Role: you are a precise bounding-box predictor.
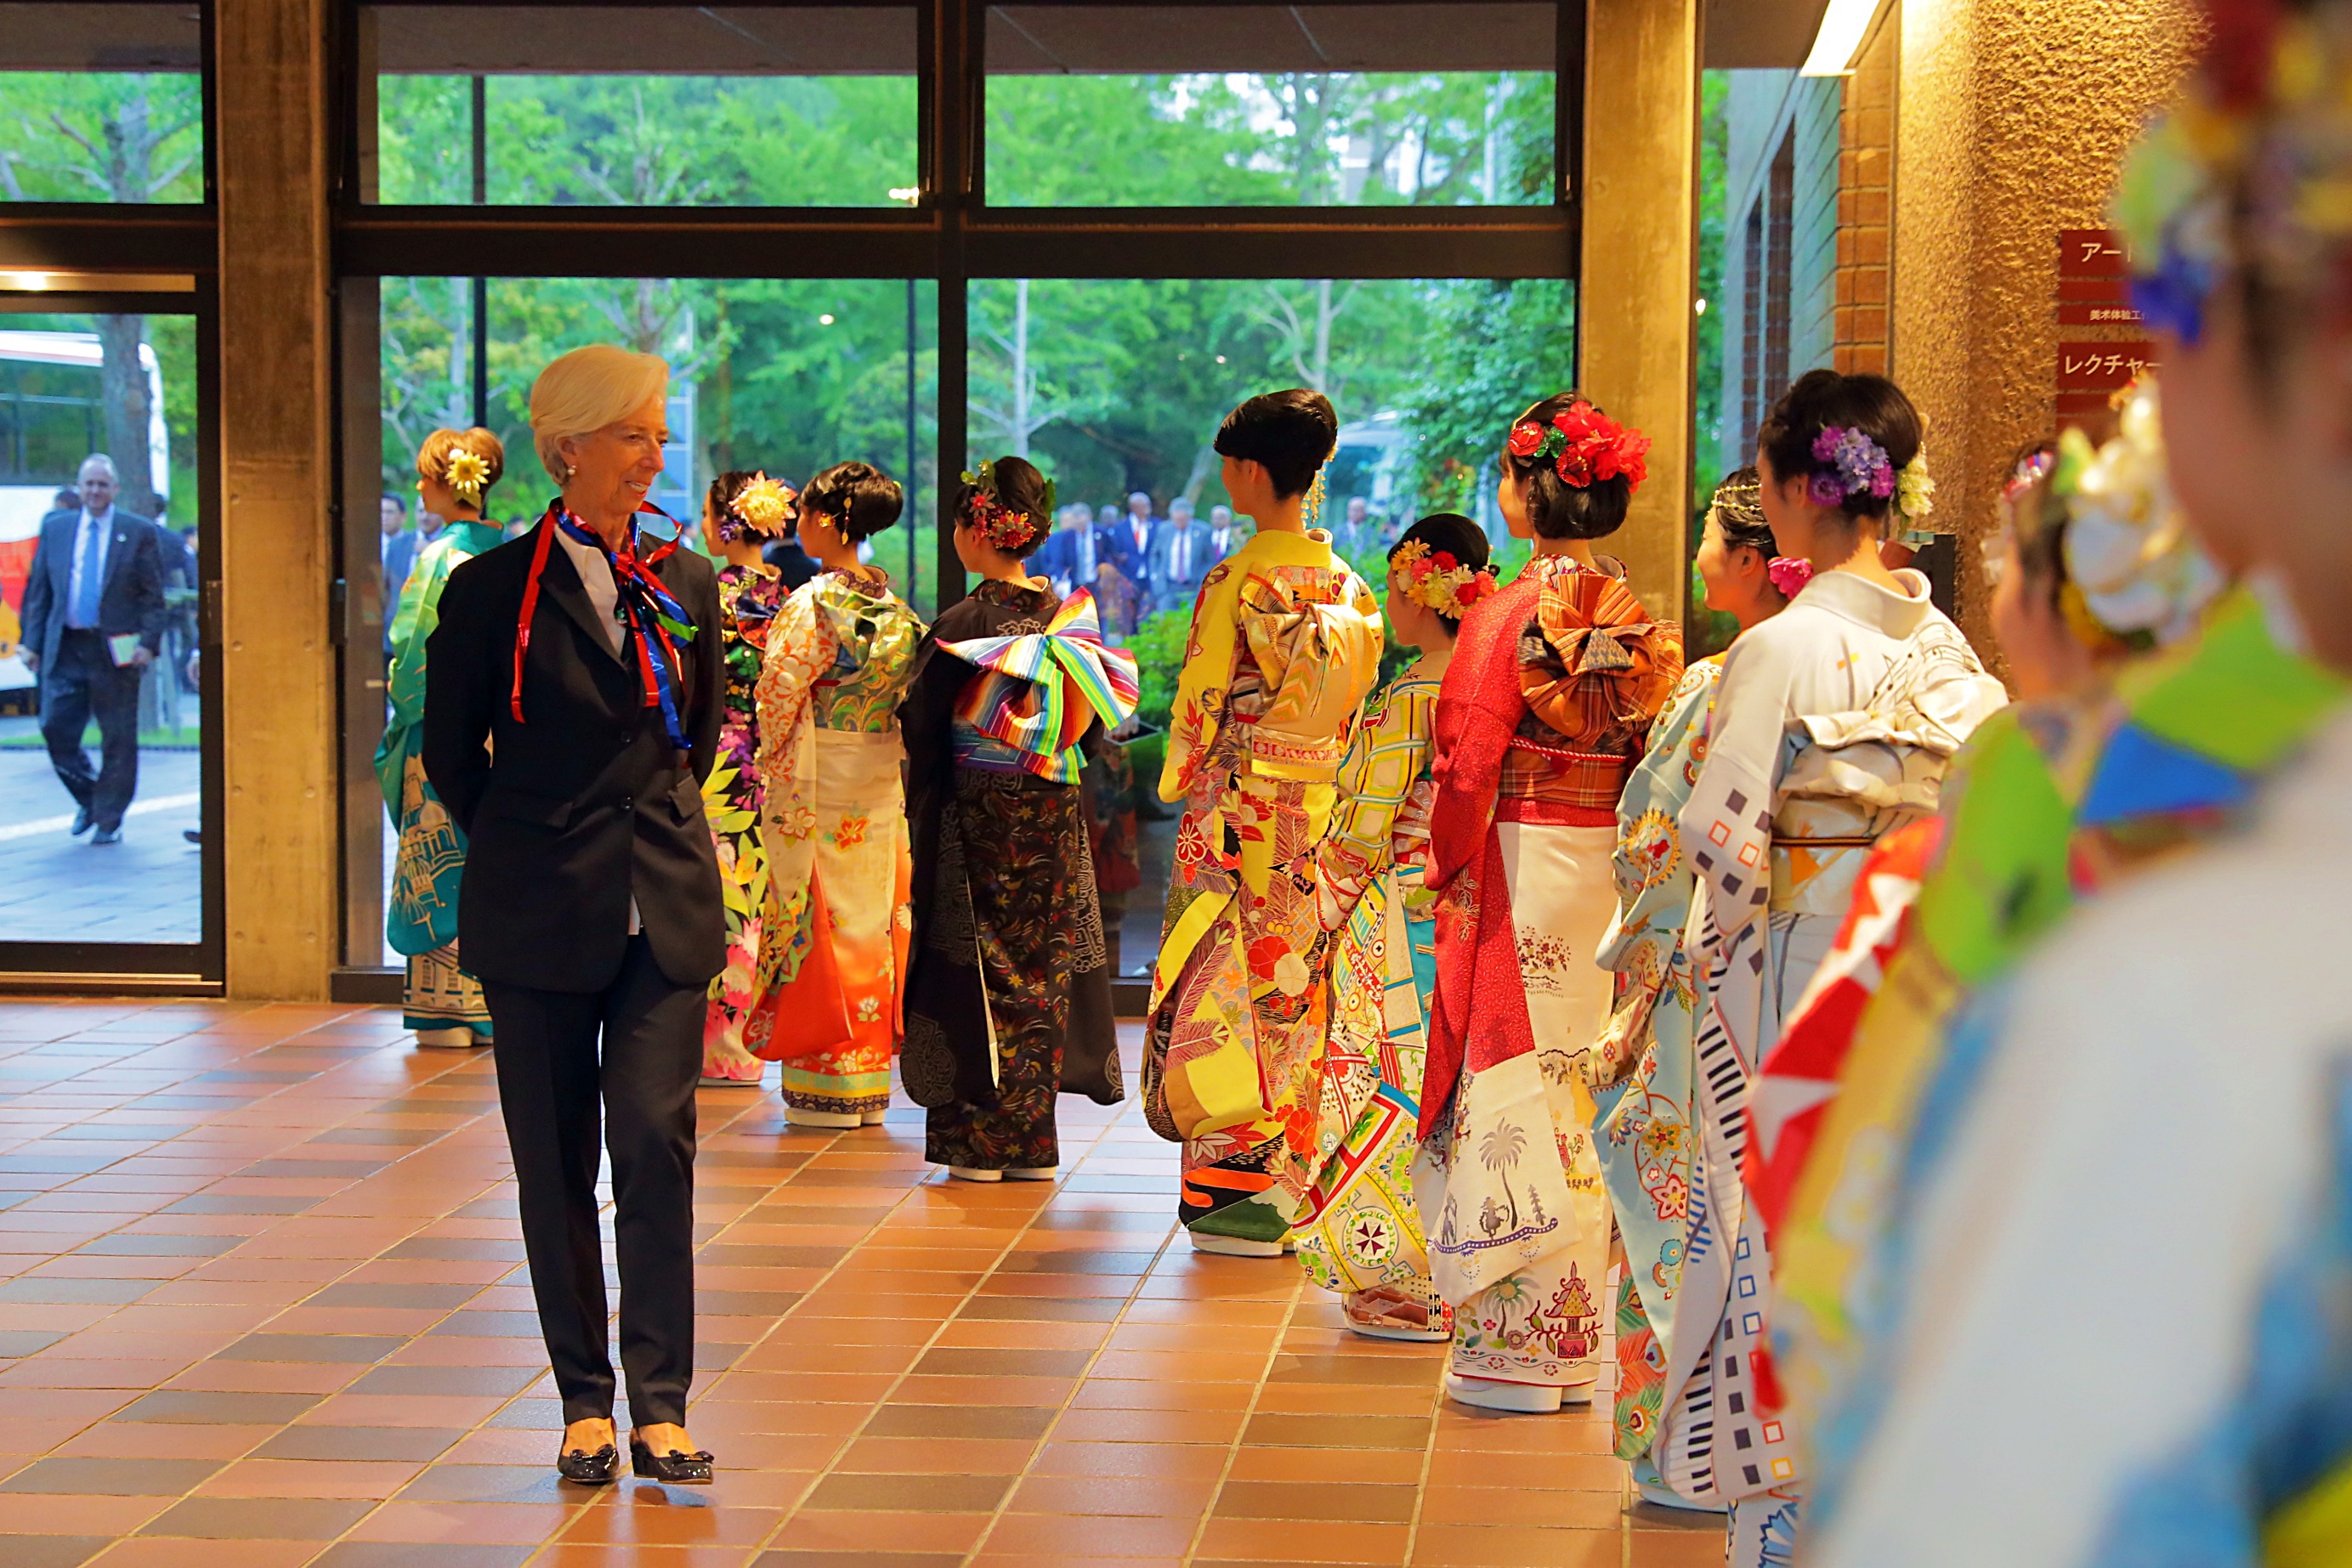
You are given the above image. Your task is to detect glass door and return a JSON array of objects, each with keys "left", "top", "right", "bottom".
[{"left": 0, "top": 281, "right": 221, "bottom": 985}]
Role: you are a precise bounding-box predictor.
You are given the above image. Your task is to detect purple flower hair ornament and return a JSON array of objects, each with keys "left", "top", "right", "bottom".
[{"left": 1808, "top": 426, "right": 1897, "bottom": 508}]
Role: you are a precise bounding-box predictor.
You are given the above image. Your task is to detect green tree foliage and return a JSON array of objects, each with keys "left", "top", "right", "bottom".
[{"left": 0, "top": 72, "right": 201, "bottom": 202}]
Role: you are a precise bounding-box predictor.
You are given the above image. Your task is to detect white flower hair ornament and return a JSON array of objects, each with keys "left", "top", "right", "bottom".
[{"left": 2060, "top": 374, "right": 2222, "bottom": 651}]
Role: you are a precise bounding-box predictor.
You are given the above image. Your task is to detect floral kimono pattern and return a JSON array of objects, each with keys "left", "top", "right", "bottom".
[
  {"left": 375, "top": 520, "right": 506, "bottom": 1043},
  {"left": 1588, "top": 656, "right": 1724, "bottom": 1467},
  {"left": 1296, "top": 653, "right": 1448, "bottom": 1318},
  {"left": 1666, "top": 568, "right": 2006, "bottom": 1558},
  {"left": 900, "top": 582, "right": 1136, "bottom": 1173},
  {"left": 700, "top": 563, "right": 785, "bottom": 1082},
  {"left": 1144, "top": 527, "right": 1385, "bottom": 1243},
  {"left": 1776, "top": 588, "right": 2345, "bottom": 1539},
  {"left": 745, "top": 567, "right": 924, "bottom": 1115},
  {"left": 1414, "top": 554, "right": 1683, "bottom": 1392}
]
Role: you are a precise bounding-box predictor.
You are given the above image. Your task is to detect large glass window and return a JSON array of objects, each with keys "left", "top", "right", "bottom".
[
  {"left": 361, "top": 5, "right": 919, "bottom": 206},
  {"left": 0, "top": 304, "right": 206, "bottom": 947},
  {"left": 985, "top": 4, "right": 1556, "bottom": 207},
  {"left": 0, "top": 3, "right": 207, "bottom": 204},
  {"left": 969, "top": 275, "right": 1575, "bottom": 976}
]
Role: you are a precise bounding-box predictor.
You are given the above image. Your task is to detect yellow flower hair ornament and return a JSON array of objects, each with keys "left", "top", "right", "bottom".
[
  {"left": 1391, "top": 537, "right": 1498, "bottom": 619},
  {"left": 444, "top": 448, "right": 493, "bottom": 503}
]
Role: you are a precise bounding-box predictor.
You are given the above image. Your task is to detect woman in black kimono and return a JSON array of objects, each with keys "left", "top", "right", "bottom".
[{"left": 898, "top": 456, "right": 1135, "bottom": 1180}]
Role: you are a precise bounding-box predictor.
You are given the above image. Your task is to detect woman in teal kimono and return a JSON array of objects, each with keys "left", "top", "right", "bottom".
[
  {"left": 376, "top": 427, "right": 507, "bottom": 1046},
  {"left": 1589, "top": 469, "right": 1791, "bottom": 1507}
]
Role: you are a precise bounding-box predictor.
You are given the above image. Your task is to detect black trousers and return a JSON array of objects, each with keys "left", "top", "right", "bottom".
[
  {"left": 484, "top": 935, "right": 702, "bottom": 1428},
  {"left": 40, "top": 629, "right": 140, "bottom": 830}
]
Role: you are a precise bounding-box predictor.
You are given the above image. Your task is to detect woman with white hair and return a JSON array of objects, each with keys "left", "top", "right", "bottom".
[{"left": 422, "top": 342, "right": 725, "bottom": 1486}]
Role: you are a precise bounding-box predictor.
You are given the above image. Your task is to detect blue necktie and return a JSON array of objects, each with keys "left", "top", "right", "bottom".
[{"left": 71, "top": 518, "right": 103, "bottom": 627}]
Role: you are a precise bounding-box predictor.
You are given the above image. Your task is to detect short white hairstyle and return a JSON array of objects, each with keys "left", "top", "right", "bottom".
[
  {"left": 79, "top": 453, "right": 118, "bottom": 481},
  {"left": 528, "top": 345, "right": 669, "bottom": 478}
]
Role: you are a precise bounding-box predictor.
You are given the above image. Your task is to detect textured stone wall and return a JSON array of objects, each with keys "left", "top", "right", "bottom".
[{"left": 1892, "top": 0, "right": 2200, "bottom": 650}]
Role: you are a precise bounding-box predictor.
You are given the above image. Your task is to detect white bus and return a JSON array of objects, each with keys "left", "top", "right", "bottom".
[{"left": 0, "top": 329, "right": 170, "bottom": 692}]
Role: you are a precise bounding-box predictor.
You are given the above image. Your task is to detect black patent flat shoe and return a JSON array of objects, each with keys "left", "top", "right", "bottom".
[
  {"left": 630, "top": 1437, "right": 715, "bottom": 1483},
  {"left": 556, "top": 1441, "right": 620, "bottom": 1485}
]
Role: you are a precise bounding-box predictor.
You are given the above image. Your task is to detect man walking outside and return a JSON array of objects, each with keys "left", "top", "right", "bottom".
[{"left": 19, "top": 455, "right": 167, "bottom": 844}]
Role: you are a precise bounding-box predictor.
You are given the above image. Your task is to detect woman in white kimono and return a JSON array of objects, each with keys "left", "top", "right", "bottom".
[{"left": 1671, "top": 371, "right": 2006, "bottom": 1565}]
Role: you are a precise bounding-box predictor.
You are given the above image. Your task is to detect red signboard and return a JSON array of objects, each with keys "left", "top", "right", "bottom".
[
  {"left": 2056, "top": 341, "right": 2154, "bottom": 392},
  {"left": 2058, "top": 229, "right": 2128, "bottom": 278}
]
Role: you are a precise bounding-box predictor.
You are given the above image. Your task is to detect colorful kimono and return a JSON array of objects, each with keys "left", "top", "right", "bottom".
[
  {"left": 700, "top": 563, "right": 785, "bottom": 1083},
  {"left": 1143, "top": 527, "right": 1384, "bottom": 1245},
  {"left": 1415, "top": 555, "right": 1683, "bottom": 1394},
  {"left": 375, "top": 519, "right": 505, "bottom": 1044},
  {"left": 1771, "top": 589, "right": 2345, "bottom": 1538},
  {"left": 1295, "top": 650, "right": 1449, "bottom": 1324},
  {"left": 745, "top": 566, "right": 925, "bottom": 1117},
  {"left": 1811, "top": 705, "right": 2352, "bottom": 1568},
  {"left": 900, "top": 583, "right": 1137, "bottom": 1171},
  {"left": 1669, "top": 568, "right": 2006, "bottom": 1560},
  {"left": 1587, "top": 655, "right": 1726, "bottom": 1475}
]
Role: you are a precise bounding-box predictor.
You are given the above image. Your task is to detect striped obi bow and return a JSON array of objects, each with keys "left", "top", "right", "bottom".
[{"left": 943, "top": 587, "right": 1142, "bottom": 783}]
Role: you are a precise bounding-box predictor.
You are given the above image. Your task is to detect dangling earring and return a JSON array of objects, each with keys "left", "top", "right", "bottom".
[{"left": 1305, "top": 470, "right": 1327, "bottom": 532}]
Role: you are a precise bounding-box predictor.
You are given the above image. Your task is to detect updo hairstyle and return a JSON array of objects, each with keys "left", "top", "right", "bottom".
[
  {"left": 1388, "top": 512, "right": 1493, "bottom": 632},
  {"left": 1706, "top": 467, "right": 1776, "bottom": 558},
  {"left": 1755, "top": 369, "right": 1923, "bottom": 529},
  {"left": 802, "top": 461, "right": 904, "bottom": 543},
  {"left": 2002, "top": 439, "right": 2069, "bottom": 614},
  {"left": 953, "top": 454, "right": 1053, "bottom": 559},
  {"left": 1505, "top": 392, "right": 1629, "bottom": 541},
  {"left": 417, "top": 427, "right": 505, "bottom": 507},
  {"left": 1212, "top": 388, "right": 1339, "bottom": 500}
]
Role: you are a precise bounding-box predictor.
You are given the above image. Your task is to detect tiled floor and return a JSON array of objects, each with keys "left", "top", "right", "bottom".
[{"left": 0, "top": 1000, "right": 1723, "bottom": 1567}]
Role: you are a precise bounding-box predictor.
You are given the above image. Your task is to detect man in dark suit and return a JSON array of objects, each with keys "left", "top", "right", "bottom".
[
  {"left": 19, "top": 454, "right": 167, "bottom": 844},
  {"left": 1152, "top": 495, "right": 1211, "bottom": 610},
  {"left": 422, "top": 348, "right": 723, "bottom": 1483}
]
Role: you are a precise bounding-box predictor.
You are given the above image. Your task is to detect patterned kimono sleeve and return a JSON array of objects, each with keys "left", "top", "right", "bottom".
[
  {"left": 375, "top": 541, "right": 454, "bottom": 814},
  {"left": 1678, "top": 624, "right": 1799, "bottom": 937},
  {"left": 864, "top": 595, "right": 929, "bottom": 712},
  {"left": 754, "top": 586, "right": 839, "bottom": 982},
  {"left": 1158, "top": 560, "right": 1245, "bottom": 803},
  {"left": 1591, "top": 662, "right": 1720, "bottom": 1085},
  {"left": 1312, "top": 672, "right": 1434, "bottom": 931}
]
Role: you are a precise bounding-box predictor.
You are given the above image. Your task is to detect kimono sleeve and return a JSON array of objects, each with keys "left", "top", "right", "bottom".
[
  {"left": 1157, "top": 559, "right": 1244, "bottom": 802},
  {"left": 1312, "top": 673, "right": 1433, "bottom": 930},
  {"left": 1678, "top": 623, "right": 1798, "bottom": 934},
  {"left": 754, "top": 585, "right": 838, "bottom": 925}
]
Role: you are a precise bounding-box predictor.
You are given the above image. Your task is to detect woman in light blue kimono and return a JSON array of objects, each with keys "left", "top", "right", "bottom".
[
  {"left": 1590, "top": 470, "right": 1791, "bottom": 1507},
  {"left": 376, "top": 427, "right": 507, "bottom": 1046}
]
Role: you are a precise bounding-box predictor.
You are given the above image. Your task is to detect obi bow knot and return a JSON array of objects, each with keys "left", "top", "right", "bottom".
[{"left": 942, "top": 588, "right": 1142, "bottom": 782}]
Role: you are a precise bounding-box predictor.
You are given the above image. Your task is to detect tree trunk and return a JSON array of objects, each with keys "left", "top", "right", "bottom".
[{"left": 95, "top": 314, "right": 157, "bottom": 519}]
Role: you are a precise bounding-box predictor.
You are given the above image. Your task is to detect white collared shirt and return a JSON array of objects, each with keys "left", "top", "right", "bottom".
[
  {"left": 67, "top": 506, "right": 116, "bottom": 626},
  {"left": 553, "top": 522, "right": 625, "bottom": 654}
]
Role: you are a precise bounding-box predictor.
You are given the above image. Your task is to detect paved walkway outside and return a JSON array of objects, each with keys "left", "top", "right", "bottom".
[
  {"left": 0, "top": 739, "right": 201, "bottom": 946},
  {"left": 0, "top": 1003, "right": 1721, "bottom": 1567}
]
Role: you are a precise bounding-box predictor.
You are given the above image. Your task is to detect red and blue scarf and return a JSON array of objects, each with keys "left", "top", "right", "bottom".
[{"left": 511, "top": 501, "right": 698, "bottom": 752}]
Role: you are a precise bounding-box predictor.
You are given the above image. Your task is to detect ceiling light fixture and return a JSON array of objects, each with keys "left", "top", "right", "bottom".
[{"left": 1799, "top": 0, "right": 1879, "bottom": 76}]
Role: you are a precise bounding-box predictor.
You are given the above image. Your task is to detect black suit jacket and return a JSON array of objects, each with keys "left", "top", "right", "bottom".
[
  {"left": 422, "top": 520, "right": 727, "bottom": 993},
  {"left": 19, "top": 508, "right": 168, "bottom": 671}
]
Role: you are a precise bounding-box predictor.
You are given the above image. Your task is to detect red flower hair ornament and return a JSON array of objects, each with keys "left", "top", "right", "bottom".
[{"left": 1508, "top": 400, "right": 1651, "bottom": 493}]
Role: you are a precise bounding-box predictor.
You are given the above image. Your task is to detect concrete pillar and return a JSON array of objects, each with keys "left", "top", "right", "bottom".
[
  {"left": 214, "top": 0, "right": 337, "bottom": 998},
  {"left": 1890, "top": 0, "right": 2197, "bottom": 648},
  {"left": 1582, "top": 0, "right": 1701, "bottom": 627}
]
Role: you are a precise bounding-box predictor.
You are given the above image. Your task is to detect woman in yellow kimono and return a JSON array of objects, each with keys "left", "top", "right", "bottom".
[
  {"left": 745, "top": 461, "right": 925, "bottom": 1127},
  {"left": 1296, "top": 513, "right": 1497, "bottom": 1339},
  {"left": 696, "top": 469, "right": 796, "bottom": 1085},
  {"left": 377, "top": 427, "right": 506, "bottom": 1047},
  {"left": 1145, "top": 388, "right": 1385, "bottom": 1254}
]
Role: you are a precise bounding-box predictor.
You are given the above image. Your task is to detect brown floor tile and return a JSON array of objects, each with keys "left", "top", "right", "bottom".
[
  {"left": 1408, "top": 1524, "right": 1622, "bottom": 1566},
  {"left": 1005, "top": 1473, "right": 1219, "bottom": 1517},
  {"left": 0, "top": 1495, "right": 174, "bottom": 1534},
  {"left": 859, "top": 1405, "right": 1056, "bottom": 1441},
  {"left": 978, "top": 1510, "right": 1200, "bottom": 1556},
  {"left": 1214, "top": 1480, "right": 1419, "bottom": 1524},
  {"left": 1626, "top": 1527, "right": 1737, "bottom": 1566},
  {"left": 762, "top": 1509, "right": 989, "bottom": 1554},
  {"left": 0, "top": 1536, "right": 112, "bottom": 1568},
  {"left": 801, "top": 1470, "right": 1012, "bottom": 1513},
  {"left": 0, "top": 1458, "right": 224, "bottom": 1497},
  {"left": 88, "top": 1540, "right": 324, "bottom": 1567},
  {"left": 135, "top": 1494, "right": 375, "bottom": 1538},
  {"left": 1194, "top": 1517, "right": 1413, "bottom": 1562},
  {"left": 831, "top": 1436, "right": 1037, "bottom": 1475},
  {"left": 751, "top": 1553, "right": 961, "bottom": 1568},
  {"left": 52, "top": 1425, "right": 272, "bottom": 1462},
  {"left": 1027, "top": 1441, "right": 1229, "bottom": 1481}
]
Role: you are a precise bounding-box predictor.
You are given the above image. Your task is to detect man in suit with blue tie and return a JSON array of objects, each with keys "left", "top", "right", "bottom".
[{"left": 19, "top": 455, "right": 167, "bottom": 844}]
